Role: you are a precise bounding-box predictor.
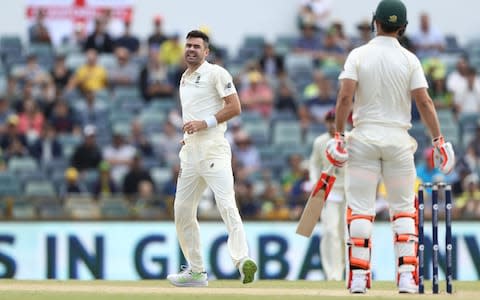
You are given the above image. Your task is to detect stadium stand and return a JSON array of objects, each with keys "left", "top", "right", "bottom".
[{"left": 0, "top": 8, "right": 478, "bottom": 221}]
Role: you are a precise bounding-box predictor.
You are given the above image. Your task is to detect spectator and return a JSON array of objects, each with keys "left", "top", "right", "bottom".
[
  {"left": 75, "top": 90, "right": 108, "bottom": 128},
  {"left": 454, "top": 66, "right": 480, "bottom": 116},
  {"left": 92, "top": 160, "right": 118, "bottom": 199},
  {"left": 107, "top": 47, "right": 139, "bottom": 89},
  {"left": 139, "top": 49, "right": 175, "bottom": 101},
  {"left": 294, "top": 21, "right": 323, "bottom": 59},
  {"left": 446, "top": 56, "right": 470, "bottom": 101},
  {"left": 331, "top": 20, "right": 350, "bottom": 51},
  {"left": 158, "top": 33, "right": 184, "bottom": 68},
  {"left": 66, "top": 49, "right": 108, "bottom": 94},
  {"left": 298, "top": 0, "right": 332, "bottom": 33},
  {"left": 162, "top": 163, "right": 180, "bottom": 214},
  {"left": 154, "top": 120, "right": 182, "bottom": 166},
  {"left": 411, "top": 12, "right": 445, "bottom": 59},
  {"left": 299, "top": 72, "right": 336, "bottom": 125},
  {"left": 49, "top": 100, "right": 80, "bottom": 135},
  {"left": 317, "top": 28, "right": 346, "bottom": 68},
  {"left": 274, "top": 75, "right": 298, "bottom": 116},
  {"left": 199, "top": 25, "right": 226, "bottom": 65},
  {"left": 61, "top": 21, "right": 87, "bottom": 51},
  {"left": 102, "top": 130, "right": 137, "bottom": 186},
  {"left": 58, "top": 167, "right": 88, "bottom": 199},
  {"left": 29, "top": 122, "right": 62, "bottom": 164},
  {"left": 258, "top": 43, "right": 285, "bottom": 79},
  {"left": 232, "top": 130, "right": 261, "bottom": 177},
  {"left": 28, "top": 8, "right": 52, "bottom": 45},
  {"left": 0, "top": 115, "right": 29, "bottom": 160},
  {"left": 115, "top": 21, "right": 140, "bottom": 54},
  {"left": 123, "top": 154, "right": 154, "bottom": 200},
  {"left": 0, "top": 96, "right": 14, "bottom": 135},
  {"left": 455, "top": 173, "right": 480, "bottom": 219},
  {"left": 12, "top": 54, "right": 51, "bottom": 88},
  {"left": 50, "top": 54, "right": 73, "bottom": 93},
  {"left": 351, "top": 20, "right": 373, "bottom": 48},
  {"left": 17, "top": 98, "right": 45, "bottom": 142},
  {"left": 238, "top": 181, "right": 259, "bottom": 219},
  {"left": 128, "top": 119, "right": 154, "bottom": 157},
  {"left": 70, "top": 125, "right": 102, "bottom": 172},
  {"left": 464, "top": 124, "right": 480, "bottom": 173},
  {"left": 147, "top": 15, "right": 168, "bottom": 51},
  {"left": 84, "top": 17, "right": 114, "bottom": 53},
  {"left": 287, "top": 159, "right": 311, "bottom": 218},
  {"left": 240, "top": 71, "right": 274, "bottom": 118},
  {"left": 281, "top": 153, "right": 305, "bottom": 196}
]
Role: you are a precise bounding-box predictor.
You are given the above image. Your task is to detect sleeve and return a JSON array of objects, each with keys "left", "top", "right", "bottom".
[
  {"left": 215, "top": 66, "right": 237, "bottom": 98},
  {"left": 338, "top": 49, "right": 359, "bottom": 81},
  {"left": 410, "top": 56, "right": 429, "bottom": 91}
]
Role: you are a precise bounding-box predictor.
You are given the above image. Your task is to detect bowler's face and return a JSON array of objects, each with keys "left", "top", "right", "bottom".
[{"left": 184, "top": 37, "right": 208, "bottom": 66}]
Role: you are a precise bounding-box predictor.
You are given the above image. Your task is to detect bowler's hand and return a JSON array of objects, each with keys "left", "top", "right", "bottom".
[
  {"left": 183, "top": 120, "right": 207, "bottom": 134},
  {"left": 326, "top": 132, "right": 348, "bottom": 167},
  {"left": 432, "top": 136, "right": 455, "bottom": 174}
]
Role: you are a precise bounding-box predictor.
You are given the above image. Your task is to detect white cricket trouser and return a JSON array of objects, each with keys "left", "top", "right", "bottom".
[
  {"left": 174, "top": 134, "right": 249, "bottom": 273},
  {"left": 346, "top": 125, "right": 417, "bottom": 215},
  {"left": 320, "top": 188, "right": 346, "bottom": 281}
]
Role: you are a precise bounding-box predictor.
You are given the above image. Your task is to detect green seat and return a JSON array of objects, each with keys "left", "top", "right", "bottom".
[
  {"left": 24, "top": 180, "right": 56, "bottom": 197},
  {"left": 8, "top": 157, "right": 38, "bottom": 174},
  {"left": 99, "top": 196, "right": 130, "bottom": 219},
  {"left": 272, "top": 121, "right": 302, "bottom": 145}
]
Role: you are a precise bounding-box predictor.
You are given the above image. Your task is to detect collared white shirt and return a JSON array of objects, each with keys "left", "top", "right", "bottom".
[
  {"left": 339, "top": 36, "right": 428, "bottom": 129},
  {"left": 179, "top": 61, "right": 237, "bottom": 139}
]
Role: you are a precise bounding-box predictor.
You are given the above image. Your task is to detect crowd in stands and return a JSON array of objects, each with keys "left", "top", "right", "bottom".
[{"left": 0, "top": 2, "right": 480, "bottom": 221}]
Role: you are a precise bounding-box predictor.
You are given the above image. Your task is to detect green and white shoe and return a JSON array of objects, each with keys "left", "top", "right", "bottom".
[
  {"left": 239, "top": 258, "right": 257, "bottom": 284},
  {"left": 167, "top": 266, "right": 208, "bottom": 287}
]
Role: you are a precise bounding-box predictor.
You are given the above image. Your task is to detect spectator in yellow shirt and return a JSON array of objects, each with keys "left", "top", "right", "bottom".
[
  {"left": 66, "top": 49, "right": 108, "bottom": 94},
  {"left": 158, "top": 33, "right": 184, "bottom": 67}
]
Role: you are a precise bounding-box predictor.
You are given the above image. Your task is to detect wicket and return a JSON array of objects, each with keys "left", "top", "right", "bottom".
[{"left": 417, "top": 183, "right": 453, "bottom": 294}]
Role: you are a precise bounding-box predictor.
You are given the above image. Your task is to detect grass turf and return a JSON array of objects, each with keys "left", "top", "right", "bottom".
[{"left": 0, "top": 280, "right": 476, "bottom": 300}]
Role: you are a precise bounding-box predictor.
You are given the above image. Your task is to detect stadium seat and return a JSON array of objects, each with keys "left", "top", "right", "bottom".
[
  {"left": 0, "top": 172, "right": 22, "bottom": 197},
  {"left": 12, "top": 204, "right": 36, "bottom": 219},
  {"left": 147, "top": 99, "right": 177, "bottom": 113},
  {"left": 271, "top": 121, "right": 302, "bottom": 145},
  {"left": 64, "top": 194, "right": 100, "bottom": 219},
  {"left": 99, "top": 196, "right": 131, "bottom": 219},
  {"left": 65, "top": 52, "right": 86, "bottom": 69},
  {"left": 242, "top": 120, "right": 270, "bottom": 145},
  {"left": 7, "top": 157, "right": 38, "bottom": 174},
  {"left": 24, "top": 180, "right": 57, "bottom": 197},
  {"left": 150, "top": 167, "right": 171, "bottom": 189}
]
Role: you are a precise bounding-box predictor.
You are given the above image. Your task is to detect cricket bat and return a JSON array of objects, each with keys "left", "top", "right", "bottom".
[{"left": 296, "top": 165, "right": 336, "bottom": 237}]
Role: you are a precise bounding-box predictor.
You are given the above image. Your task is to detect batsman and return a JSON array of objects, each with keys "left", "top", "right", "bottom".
[{"left": 326, "top": 0, "right": 455, "bottom": 294}]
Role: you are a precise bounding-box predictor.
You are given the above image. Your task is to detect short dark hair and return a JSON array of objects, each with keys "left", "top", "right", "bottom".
[
  {"left": 379, "top": 22, "right": 403, "bottom": 34},
  {"left": 186, "top": 30, "right": 209, "bottom": 47}
]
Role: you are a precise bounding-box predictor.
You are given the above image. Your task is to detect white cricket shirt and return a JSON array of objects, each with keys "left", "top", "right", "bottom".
[
  {"left": 179, "top": 61, "right": 237, "bottom": 139},
  {"left": 339, "top": 36, "right": 428, "bottom": 129}
]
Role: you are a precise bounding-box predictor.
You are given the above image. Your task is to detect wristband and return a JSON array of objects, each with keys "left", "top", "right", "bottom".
[{"left": 204, "top": 115, "right": 218, "bottom": 128}]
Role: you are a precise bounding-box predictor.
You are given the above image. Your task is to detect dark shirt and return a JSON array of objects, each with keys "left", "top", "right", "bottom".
[
  {"left": 70, "top": 144, "right": 102, "bottom": 171},
  {"left": 116, "top": 35, "right": 140, "bottom": 53},
  {"left": 123, "top": 169, "right": 154, "bottom": 195},
  {"left": 84, "top": 32, "right": 114, "bottom": 53}
]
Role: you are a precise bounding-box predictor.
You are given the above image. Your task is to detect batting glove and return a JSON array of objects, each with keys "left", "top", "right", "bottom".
[
  {"left": 432, "top": 136, "right": 455, "bottom": 174},
  {"left": 326, "top": 132, "right": 348, "bottom": 168}
]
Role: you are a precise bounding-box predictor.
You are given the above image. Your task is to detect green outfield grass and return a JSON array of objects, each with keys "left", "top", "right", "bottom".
[{"left": 0, "top": 280, "right": 477, "bottom": 300}]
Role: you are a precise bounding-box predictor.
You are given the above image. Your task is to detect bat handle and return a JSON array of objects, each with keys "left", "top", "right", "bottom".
[{"left": 325, "top": 164, "right": 336, "bottom": 175}]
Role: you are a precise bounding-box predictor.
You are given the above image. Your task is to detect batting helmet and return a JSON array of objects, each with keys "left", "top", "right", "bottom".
[{"left": 374, "top": 0, "right": 408, "bottom": 26}]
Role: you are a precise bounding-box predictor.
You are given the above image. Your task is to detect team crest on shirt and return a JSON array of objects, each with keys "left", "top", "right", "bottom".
[{"left": 195, "top": 75, "right": 201, "bottom": 84}]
